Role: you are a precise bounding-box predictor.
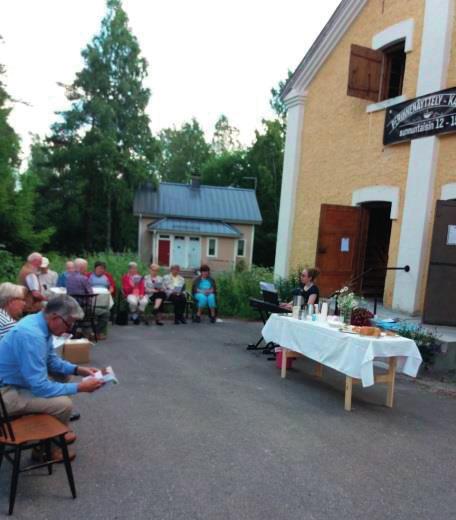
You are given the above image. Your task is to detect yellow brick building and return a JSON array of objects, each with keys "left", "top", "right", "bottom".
[{"left": 274, "top": 0, "right": 456, "bottom": 323}]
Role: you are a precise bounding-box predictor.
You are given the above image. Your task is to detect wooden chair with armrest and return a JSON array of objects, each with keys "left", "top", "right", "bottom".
[{"left": 0, "top": 392, "right": 76, "bottom": 515}]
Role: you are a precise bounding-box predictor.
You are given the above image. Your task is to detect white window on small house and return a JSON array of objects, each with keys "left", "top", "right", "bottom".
[
  {"left": 207, "top": 238, "right": 218, "bottom": 257},
  {"left": 347, "top": 42, "right": 406, "bottom": 102},
  {"left": 237, "top": 239, "right": 245, "bottom": 257}
]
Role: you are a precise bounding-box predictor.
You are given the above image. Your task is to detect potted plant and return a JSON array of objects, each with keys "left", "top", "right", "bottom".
[{"left": 396, "top": 325, "right": 441, "bottom": 370}]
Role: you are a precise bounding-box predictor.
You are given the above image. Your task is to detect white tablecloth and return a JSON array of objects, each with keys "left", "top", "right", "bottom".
[
  {"left": 49, "top": 286, "right": 114, "bottom": 309},
  {"left": 262, "top": 315, "right": 422, "bottom": 387}
]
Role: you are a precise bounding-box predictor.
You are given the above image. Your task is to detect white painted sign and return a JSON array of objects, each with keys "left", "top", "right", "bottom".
[
  {"left": 447, "top": 225, "right": 456, "bottom": 245},
  {"left": 341, "top": 237, "right": 350, "bottom": 252}
]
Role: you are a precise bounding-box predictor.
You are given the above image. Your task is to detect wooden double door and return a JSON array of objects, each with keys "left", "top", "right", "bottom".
[
  {"left": 423, "top": 200, "right": 456, "bottom": 325},
  {"left": 315, "top": 203, "right": 392, "bottom": 298}
]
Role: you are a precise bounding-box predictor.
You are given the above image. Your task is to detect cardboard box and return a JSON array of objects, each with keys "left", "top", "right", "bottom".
[{"left": 63, "top": 339, "right": 92, "bottom": 364}]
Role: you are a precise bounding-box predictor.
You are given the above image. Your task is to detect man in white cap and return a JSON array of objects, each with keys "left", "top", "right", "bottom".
[{"left": 38, "top": 257, "right": 58, "bottom": 297}]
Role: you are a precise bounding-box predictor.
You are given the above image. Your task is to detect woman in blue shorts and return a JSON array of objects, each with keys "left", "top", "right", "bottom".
[{"left": 192, "top": 265, "right": 217, "bottom": 323}]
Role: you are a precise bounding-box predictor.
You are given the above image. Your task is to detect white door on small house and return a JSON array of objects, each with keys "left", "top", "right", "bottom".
[
  {"left": 172, "top": 236, "right": 186, "bottom": 267},
  {"left": 188, "top": 237, "right": 201, "bottom": 269}
]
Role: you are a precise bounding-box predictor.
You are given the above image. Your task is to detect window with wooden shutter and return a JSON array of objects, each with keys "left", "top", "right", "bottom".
[
  {"left": 347, "top": 44, "right": 383, "bottom": 102},
  {"left": 380, "top": 42, "right": 406, "bottom": 101}
]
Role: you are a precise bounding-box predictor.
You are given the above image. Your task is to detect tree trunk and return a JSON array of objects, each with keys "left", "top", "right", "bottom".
[{"left": 106, "top": 188, "right": 112, "bottom": 250}]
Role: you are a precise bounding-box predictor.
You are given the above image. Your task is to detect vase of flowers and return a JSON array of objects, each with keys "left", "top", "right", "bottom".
[{"left": 337, "top": 288, "right": 358, "bottom": 325}]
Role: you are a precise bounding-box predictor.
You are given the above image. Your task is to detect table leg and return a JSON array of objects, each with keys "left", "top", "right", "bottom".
[
  {"left": 386, "top": 357, "right": 397, "bottom": 408},
  {"left": 314, "top": 363, "right": 323, "bottom": 378},
  {"left": 345, "top": 376, "right": 353, "bottom": 411},
  {"left": 281, "top": 348, "right": 288, "bottom": 379}
]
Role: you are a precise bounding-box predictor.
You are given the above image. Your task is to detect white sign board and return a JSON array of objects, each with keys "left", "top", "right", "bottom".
[
  {"left": 341, "top": 237, "right": 350, "bottom": 252},
  {"left": 447, "top": 225, "right": 456, "bottom": 245}
]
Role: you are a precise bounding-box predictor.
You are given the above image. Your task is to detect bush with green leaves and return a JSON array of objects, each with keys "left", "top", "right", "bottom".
[
  {"left": 0, "top": 250, "right": 22, "bottom": 282},
  {"left": 396, "top": 325, "right": 441, "bottom": 367},
  {"left": 215, "top": 266, "right": 274, "bottom": 318}
]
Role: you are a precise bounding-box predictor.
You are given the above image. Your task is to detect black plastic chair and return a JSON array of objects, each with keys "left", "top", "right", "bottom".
[
  {"left": 0, "top": 392, "right": 76, "bottom": 515},
  {"left": 70, "top": 293, "right": 98, "bottom": 341}
]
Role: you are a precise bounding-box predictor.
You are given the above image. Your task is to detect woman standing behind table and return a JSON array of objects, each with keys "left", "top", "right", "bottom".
[
  {"left": 121, "top": 262, "right": 148, "bottom": 325},
  {"left": 144, "top": 263, "right": 166, "bottom": 326},
  {"left": 286, "top": 267, "right": 320, "bottom": 309},
  {"left": 192, "top": 264, "right": 217, "bottom": 323},
  {"left": 163, "top": 265, "right": 187, "bottom": 325}
]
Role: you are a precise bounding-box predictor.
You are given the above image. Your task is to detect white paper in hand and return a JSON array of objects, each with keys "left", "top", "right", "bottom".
[{"left": 83, "top": 366, "right": 119, "bottom": 386}]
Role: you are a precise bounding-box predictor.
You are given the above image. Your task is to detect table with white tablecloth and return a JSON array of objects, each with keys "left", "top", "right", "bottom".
[
  {"left": 262, "top": 314, "right": 422, "bottom": 411},
  {"left": 49, "top": 286, "right": 114, "bottom": 309}
]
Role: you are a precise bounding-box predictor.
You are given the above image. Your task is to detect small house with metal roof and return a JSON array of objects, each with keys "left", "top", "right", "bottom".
[{"left": 133, "top": 177, "right": 262, "bottom": 272}]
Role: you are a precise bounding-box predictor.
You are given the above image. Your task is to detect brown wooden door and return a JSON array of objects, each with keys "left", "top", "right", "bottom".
[
  {"left": 423, "top": 200, "right": 456, "bottom": 325},
  {"left": 315, "top": 204, "right": 369, "bottom": 297}
]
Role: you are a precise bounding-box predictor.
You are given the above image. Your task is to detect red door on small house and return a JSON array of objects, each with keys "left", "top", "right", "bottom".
[
  {"left": 158, "top": 239, "right": 170, "bottom": 267},
  {"left": 315, "top": 204, "right": 369, "bottom": 297}
]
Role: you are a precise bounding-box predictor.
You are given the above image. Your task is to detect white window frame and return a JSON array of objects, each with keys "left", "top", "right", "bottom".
[
  {"left": 236, "top": 238, "right": 246, "bottom": 258},
  {"left": 207, "top": 237, "right": 218, "bottom": 258}
]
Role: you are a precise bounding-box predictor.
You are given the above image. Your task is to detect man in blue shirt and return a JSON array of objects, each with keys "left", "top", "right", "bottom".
[{"left": 0, "top": 296, "right": 103, "bottom": 440}]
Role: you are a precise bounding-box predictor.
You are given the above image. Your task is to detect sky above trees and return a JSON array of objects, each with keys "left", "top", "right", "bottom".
[{"left": 1, "top": 0, "right": 340, "bottom": 160}]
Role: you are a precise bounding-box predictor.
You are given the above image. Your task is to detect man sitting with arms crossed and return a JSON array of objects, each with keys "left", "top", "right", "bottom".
[{"left": 0, "top": 295, "right": 103, "bottom": 461}]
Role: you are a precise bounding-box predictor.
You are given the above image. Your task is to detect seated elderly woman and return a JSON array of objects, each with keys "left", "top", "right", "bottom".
[
  {"left": 57, "top": 260, "right": 75, "bottom": 288},
  {"left": 121, "top": 262, "right": 148, "bottom": 325},
  {"left": 0, "top": 283, "right": 26, "bottom": 339},
  {"left": 163, "top": 265, "right": 187, "bottom": 325},
  {"left": 192, "top": 265, "right": 217, "bottom": 323},
  {"left": 144, "top": 263, "right": 166, "bottom": 326},
  {"left": 87, "top": 261, "right": 116, "bottom": 294}
]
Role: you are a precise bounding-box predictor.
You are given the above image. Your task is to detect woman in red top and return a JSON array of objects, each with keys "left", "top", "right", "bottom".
[{"left": 121, "top": 262, "right": 148, "bottom": 324}]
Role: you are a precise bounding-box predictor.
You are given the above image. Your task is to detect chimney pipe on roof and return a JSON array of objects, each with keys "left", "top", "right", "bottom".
[{"left": 191, "top": 175, "right": 201, "bottom": 188}]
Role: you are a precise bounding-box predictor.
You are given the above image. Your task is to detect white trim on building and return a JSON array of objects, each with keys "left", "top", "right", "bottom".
[
  {"left": 274, "top": 91, "right": 306, "bottom": 279},
  {"left": 291, "top": 0, "right": 368, "bottom": 93},
  {"left": 371, "top": 18, "right": 415, "bottom": 52},
  {"left": 352, "top": 186, "right": 400, "bottom": 219},
  {"left": 441, "top": 183, "right": 456, "bottom": 200},
  {"left": 393, "top": 0, "right": 455, "bottom": 313},
  {"left": 207, "top": 237, "right": 218, "bottom": 258},
  {"left": 366, "top": 95, "right": 407, "bottom": 114}
]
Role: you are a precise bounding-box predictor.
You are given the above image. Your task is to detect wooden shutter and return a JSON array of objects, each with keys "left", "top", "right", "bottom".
[{"left": 347, "top": 44, "right": 383, "bottom": 102}]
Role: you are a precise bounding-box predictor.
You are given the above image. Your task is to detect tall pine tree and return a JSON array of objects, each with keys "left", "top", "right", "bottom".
[
  {"left": 0, "top": 56, "right": 20, "bottom": 251},
  {"left": 156, "top": 118, "right": 212, "bottom": 183},
  {"left": 47, "top": 0, "right": 157, "bottom": 252}
]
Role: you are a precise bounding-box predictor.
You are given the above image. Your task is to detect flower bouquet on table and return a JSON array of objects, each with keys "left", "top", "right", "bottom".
[{"left": 337, "top": 287, "right": 359, "bottom": 325}]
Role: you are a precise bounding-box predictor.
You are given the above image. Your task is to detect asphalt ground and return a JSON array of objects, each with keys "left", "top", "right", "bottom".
[{"left": 0, "top": 318, "right": 455, "bottom": 519}]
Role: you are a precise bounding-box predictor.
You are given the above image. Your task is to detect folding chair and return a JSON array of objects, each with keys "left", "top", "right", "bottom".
[{"left": 0, "top": 392, "right": 76, "bottom": 515}]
